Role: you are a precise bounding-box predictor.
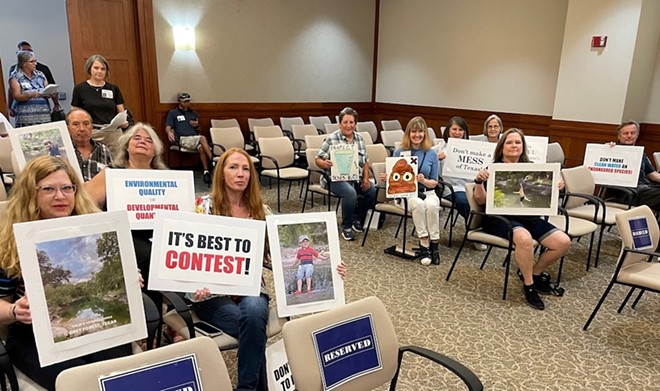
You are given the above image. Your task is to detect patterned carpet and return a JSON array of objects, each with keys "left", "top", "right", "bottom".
[{"left": 193, "top": 173, "right": 660, "bottom": 390}]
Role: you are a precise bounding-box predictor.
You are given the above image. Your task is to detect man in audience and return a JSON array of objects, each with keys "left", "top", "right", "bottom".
[
  {"left": 7, "top": 41, "right": 56, "bottom": 117},
  {"left": 609, "top": 120, "right": 660, "bottom": 212},
  {"left": 67, "top": 108, "right": 113, "bottom": 181},
  {"left": 165, "top": 92, "right": 213, "bottom": 183},
  {"left": 316, "top": 107, "right": 376, "bottom": 241}
]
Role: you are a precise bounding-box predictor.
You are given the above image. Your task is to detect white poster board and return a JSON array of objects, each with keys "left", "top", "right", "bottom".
[
  {"left": 267, "top": 339, "right": 296, "bottom": 391},
  {"left": 385, "top": 156, "right": 418, "bottom": 198},
  {"left": 148, "top": 211, "right": 266, "bottom": 296},
  {"left": 525, "top": 136, "right": 549, "bottom": 163},
  {"left": 266, "top": 212, "right": 345, "bottom": 317},
  {"left": 329, "top": 144, "right": 359, "bottom": 181},
  {"left": 14, "top": 211, "right": 146, "bottom": 367},
  {"left": 8, "top": 121, "right": 83, "bottom": 182},
  {"left": 105, "top": 169, "right": 195, "bottom": 230},
  {"left": 441, "top": 138, "right": 495, "bottom": 180},
  {"left": 0, "top": 113, "right": 12, "bottom": 136},
  {"left": 583, "top": 144, "right": 644, "bottom": 187},
  {"left": 486, "top": 163, "right": 560, "bottom": 216}
]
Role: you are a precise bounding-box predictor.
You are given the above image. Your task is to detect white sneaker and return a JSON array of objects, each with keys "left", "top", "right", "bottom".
[
  {"left": 420, "top": 256, "right": 432, "bottom": 266},
  {"left": 474, "top": 243, "right": 488, "bottom": 251}
]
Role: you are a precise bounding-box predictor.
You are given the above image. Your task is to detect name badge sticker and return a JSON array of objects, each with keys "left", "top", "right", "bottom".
[
  {"left": 101, "top": 89, "right": 114, "bottom": 99},
  {"left": 177, "top": 115, "right": 186, "bottom": 122},
  {"left": 312, "top": 314, "right": 381, "bottom": 390},
  {"left": 629, "top": 216, "right": 653, "bottom": 250}
]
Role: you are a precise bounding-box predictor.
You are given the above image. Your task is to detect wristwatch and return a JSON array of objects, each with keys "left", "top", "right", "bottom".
[{"left": 474, "top": 179, "right": 483, "bottom": 184}]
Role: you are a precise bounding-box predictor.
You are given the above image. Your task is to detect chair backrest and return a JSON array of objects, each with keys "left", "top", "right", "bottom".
[
  {"left": 259, "top": 136, "right": 295, "bottom": 168},
  {"left": 248, "top": 117, "right": 275, "bottom": 133},
  {"left": 358, "top": 131, "right": 374, "bottom": 145},
  {"left": 325, "top": 123, "right": 340, "bottom": 134},
  {"left": 210, "top": 127, "right": 244, "bottom": 155},
  {"left": 371, "top": 162, "right": 389, "bottom": 203},
  {"left": 614, "top": 205, "right": 660, "bottom": 268},
  {"left": 469, "top": 134, "right": 487, "bottom": 141},
  {"left": 306, "top": 148, "right": 323, "bottom": 184},
  {"left": 292, "top": 124, "right": 319, "bottom": 150},
  {"left": 394, "top": 141, "right": 402, "bottom": 151},
  {"left": 381, "top": 119, "right": 402, "bottom": 131},
  {"left": 356, "top": 121, "right": 378, "bottom": 142},
  {"left": 546, "top": 142, "right": 565, "bottom": 167},
  {"left": 280, "top": 117, "right": 305, "bottom": 132},
  {"left": 253, "top": 125, "right": 284, "bottom": 140},
  {"left": 428, "top": 127, "right": 437, "bottom": 142},
  {"left": 282, "top": 296, "right": 399, "bottom": 391},
  {"left": 654, "top": 152, "right": 660, "bottom": 171},
  {"left": 0, "top": 138, "right": 13, "bottom": 175},
  {"left": 561, "top": 165, "right": 596, "bottom": 209},
  {"left": 380, "top": 130, "right": 404, "bottom": 147},
  {"left": 305, "top": 134, "right": 328, "bottom": 149},
  {"left": 211, "top": 118, "right": 240, "bottom": 129},
  {"left": 464, "top": 183, "right": 485, "bottom": 230},
  {"left": 365, "top": 144, "right": 388, "bottom": 165},
  {"left": 309, "top": 115, "right": 332, "bottom": 133},
  {"left": 55, "top": 337, "right": 232, "bottom": 389}
]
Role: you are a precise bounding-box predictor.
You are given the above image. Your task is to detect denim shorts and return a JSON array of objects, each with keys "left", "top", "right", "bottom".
[
  {"left": 297, "top": 263, "right": 314, "bottom": 279},
  {"left": 483, "top": 215, "right": 558, "bottom": 242}
]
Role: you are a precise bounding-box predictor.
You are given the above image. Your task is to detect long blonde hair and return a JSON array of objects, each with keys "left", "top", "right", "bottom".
[
  {"left": 211, "top": 148, "right": 266, "bottom": 221},
  {"left": 0, "top": 156, "right": 100, "bottom": 278},
  {"left": 400, "top": 116, "right": 432, "bottom": 151}
]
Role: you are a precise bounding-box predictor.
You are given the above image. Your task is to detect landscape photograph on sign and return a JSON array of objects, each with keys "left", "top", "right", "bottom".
[{"left": 486, "top": 163, "right": 560, "bottom": 216}]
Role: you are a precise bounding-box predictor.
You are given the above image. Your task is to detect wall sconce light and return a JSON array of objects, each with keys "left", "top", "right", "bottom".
[{"left": 173, "top": 27, "right": 195, "bottom": 51}]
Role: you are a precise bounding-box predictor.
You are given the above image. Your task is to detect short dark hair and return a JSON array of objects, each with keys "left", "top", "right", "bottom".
[
  {"left": 442, "top": 116, "right": 469, "bottom": 142},
  {"left": 338, "top": 107, "right": 358, "bottom": 123}
]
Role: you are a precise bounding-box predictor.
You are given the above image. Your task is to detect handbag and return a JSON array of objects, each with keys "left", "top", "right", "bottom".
[{"left": 51, "top": 108, "right": 65, "bottom": 122}]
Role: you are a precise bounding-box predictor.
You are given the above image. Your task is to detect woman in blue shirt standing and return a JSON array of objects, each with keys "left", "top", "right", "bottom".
[{"left": 391, "top": 116, "right": 440, "bottom": 265}]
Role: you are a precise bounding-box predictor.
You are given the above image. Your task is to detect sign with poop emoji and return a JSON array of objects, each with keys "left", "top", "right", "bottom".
[{"left": 385, "top": 156, "right": 418, "bottom": 199}]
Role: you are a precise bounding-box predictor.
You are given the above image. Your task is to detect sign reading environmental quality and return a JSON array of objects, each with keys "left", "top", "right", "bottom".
[
  {"left": 106, "top": 169, "right": 195, "bottom": 230},
  {"left": 99, "top": 354, "right": 202, "bottom": 391},
  {"left": 628, "top": 216, "right": 653, "bottom": 250},
  {"left": 583, "top": 144, "right": 644, "bottom": 187},
  {"left": 441, "top": 138, "right": 495, "bottom": 180},
  {"left": 525, "top": 136, "right": 549, "bottom": 163},
  {"left": 148, "top": 211, "right": 265, "bottom": 296},
  {"left": 312, "top": 314, "right": 381, "bottom": 390}
]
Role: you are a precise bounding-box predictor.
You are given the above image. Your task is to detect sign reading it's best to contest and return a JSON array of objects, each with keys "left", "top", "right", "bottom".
[
  {"left": 583, "top": 144, "right": 644, "bottom": 187},
  {"left": 106, "top": 169, "right": 195, "bottom": 230},
  {"left": 148, "top": 211, "right": 266, "bottom": 297}
]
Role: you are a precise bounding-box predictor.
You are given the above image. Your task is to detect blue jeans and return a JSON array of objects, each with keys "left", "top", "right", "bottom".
[
  {"left": 327, "top": 180, "right": 377, "bottom": 229},
  {"left": 193, "top": 294, "right": 270, "bottom": 391},
  {"left": 444, "top": 191, "right": 470, "bottom": 221}
]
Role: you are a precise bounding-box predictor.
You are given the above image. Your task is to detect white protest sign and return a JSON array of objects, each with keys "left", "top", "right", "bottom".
[
  {"left": 583, "top": 144, "right": 643, "bottom": 187},
  {"left": 329, "top": 144, "right": 359, "bottom": 181},
  {"left": 148, "top": 211, "right": 265, "bottom": 296},
  {"left": 106, "top": 169, "right": 195, "bottom": 230},
  {"left": 441, "top": 138, "right": 495, "bottom": 180},
  {"left": 525, "top": 136, "right": 549, "bottom": 163},
  {"left": 385, "top": 156, "right": 418, "bottom": 198},
  {"left": 267, "top": 339, "right": 296, "bottom": 391}
]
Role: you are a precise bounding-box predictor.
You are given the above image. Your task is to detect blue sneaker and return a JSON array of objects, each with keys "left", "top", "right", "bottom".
[
  {"left": 352, "top": 220, "right": 365, "bottom": 233},
  {"left": 341, "top": 228, "right": 355, "bottom": 241}
]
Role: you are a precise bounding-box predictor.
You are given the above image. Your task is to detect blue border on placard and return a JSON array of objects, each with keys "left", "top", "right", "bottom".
[{"left": 99, "top": 354, "right": 202, "bottom": 391}]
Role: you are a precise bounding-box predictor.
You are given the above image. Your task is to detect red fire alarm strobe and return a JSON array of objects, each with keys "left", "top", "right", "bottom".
[{"left": 591, "top": 36, "right": 607, "bottom": 48}]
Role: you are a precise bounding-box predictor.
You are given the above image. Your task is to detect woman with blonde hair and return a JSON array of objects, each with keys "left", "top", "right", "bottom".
[{"left": 0, "top": 156, "right": 132, "bottom": 390}]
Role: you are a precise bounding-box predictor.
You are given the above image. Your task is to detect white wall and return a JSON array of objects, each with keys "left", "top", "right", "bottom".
[
  {"left": 0, "top": 0, "right": 75, "bottom": 113},
  {"left": 376, "top": 0, "right": 568, "bottom": 116},
  {"left": 153, "top": 0, "right": 375, "bottom": 103}
]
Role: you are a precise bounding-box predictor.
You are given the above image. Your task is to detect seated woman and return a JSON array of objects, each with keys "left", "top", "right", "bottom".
[
  {"left": 193, "top": 148, "right": 346, "bottom": 391},
  {"left": 0, "top": 156, "right": 133, "bottom": 390},
  {"left": 483, "top": 114, "right": 503, "bottom": 143},
  {"left": 474, "top": 128, "right": 571, "bottom": 311},
  {"left": 383, "top": 117, "right": 440, "bottom": 265}
]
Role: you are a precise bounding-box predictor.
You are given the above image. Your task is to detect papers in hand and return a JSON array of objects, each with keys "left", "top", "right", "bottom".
[
  {"left": 98, "top": 111, "right": 128, "bottom": 132},
  {"left": 40, "top": 84, "right": 59, "bottom": 96}
]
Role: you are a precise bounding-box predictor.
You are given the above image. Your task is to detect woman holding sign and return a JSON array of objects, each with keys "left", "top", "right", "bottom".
[
  {"left": 474, "top": 128, "right": 570, "bottom": 311},
  {"left": 382, "top": 117, "right": 440, "bottom": 265},
  {"left": 0, "top": 156, "right": 133, "bottom": 390}
]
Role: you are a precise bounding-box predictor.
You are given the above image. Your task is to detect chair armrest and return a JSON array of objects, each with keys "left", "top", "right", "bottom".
[
  {"left": 392, "top": 346, "right": 483, "bottom": 391},
  {"left": 161, "top": 291, "right": 196, "bottom": 339},
  {"left": 436, "top": 178, "right": 454, "bottom": 199},
  {"left": 260, "top": 155, "right": 281, "bottom": 171},
  {"left": 211, "top": 142, "right": 227, "bottom": 157},
  {"left": 291, "top": 139, "right": 303, "bottom": 153},
  {"left": 0, "top": 338, "right": 18, "bottom": 391},
  {"left": 468, "top": 211, "right": 515, "bottom": 241},
  {"left": 283, "top": 130, "right": 294, "bottom": 141},
  {"left": 385, "top": 146, "right": 395, "bottom": 156},
  {"left": 141, "top": 293, "right": 161, "bottom": 350},
  {"left": 599, "top": 185, "right": 639, "bottom": 208}
]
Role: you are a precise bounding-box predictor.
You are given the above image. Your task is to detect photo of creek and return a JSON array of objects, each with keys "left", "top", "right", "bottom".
[{"left": 493, "top": 171, "right": 553, "bottom": 209}]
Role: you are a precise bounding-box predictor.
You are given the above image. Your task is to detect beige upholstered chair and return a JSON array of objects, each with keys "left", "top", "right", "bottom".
[
  {"left": 381, "top": 119, "right": 403, "bottom": 131},
  {"left": 209, "top": 127, "right": 259, "bottom": 165},
  {"left": 279, "top": 116, "right": 304, "bottom": 133},
  {"left": 248, "top": 117, "right": 276, "bottom": 146},
  {"left": 561, "top": 165, "right": 626, "bottom": 269},
  {"left": 365, "top": 144, "right": 389, "bottom": 165},
  {"left": 167, "top": 139, "right": 198, "bottom": 168},
  {"left": 380, "top": 130, "right": 404, "bottom": 154},
  {"left": 309, "top": 115, "right": 332, "bottom": 134},
  {"left": 583, "top": 205, "right": 660, "bottom": 330},
  {"left": 211, "top": 118, "right": 255, "bottom": 153},
  {"left": 324, "top": 123, "right": 340, "bottom": 134},
  {"left": 654, "top": 152, "right": 660, "bottom": 170},
  {"left": 358, "top": 131, "right": 374, "bottom": 145},
  {"left": 356, "top": 121, "right": 378, "bottom": 143},
  {"left": 301, "top": 148, "right": 341, "bottom": 213},
  {"left": 0, "top": 138, "right": 14, "bottom": 188},
  {"left": 253, "top": 125, "right": 284, "bottom": 141},
  {"left": 55, "top": 337, "right": 232, "bottom": 390},
  {"left": 283, "top": 296, "right": 483, "bottom": 391},
  {"left": 545, "top": 142, "right": 565, "bottom": 167},
  {"left": 291, "top": 124, "right": 319, "bottom": 152},
  {"left": 445, "top": 183, "right": 539, "bottom": 300},
  {"left": 304, "top": 134, "right": 328, "bottom": 149},
  {"left": 259, "top": 137, "right": 308, "bottom": 212}
]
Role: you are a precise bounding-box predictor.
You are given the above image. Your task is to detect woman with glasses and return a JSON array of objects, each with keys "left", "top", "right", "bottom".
[
  {"left": 483, "top": 114, "right": 503, "bottom": 143},
  {"left": 8, "top": 51, "right": 59, "bottom": 127},
  {"left": 0, "top": 156, "right": 133, "bottom": 389}
]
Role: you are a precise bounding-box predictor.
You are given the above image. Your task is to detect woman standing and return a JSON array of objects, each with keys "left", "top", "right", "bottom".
[
  {"left": 9, "top": 51, "right": 58, "bottom": 127},
  {"left": 386, "top": 117, "right": 440, "bottom": 265},
  {"left": 483, "top": 114, "right": 503, "bottom": 143},
  {"left": 71, "top": 54, "right": 129, "bottom": 153},
  {"left": 0, "top": 156, "right": 133, "bottom": 390},
  {"left": 474, "top": 128, "right": 570, "bottom": 310}
]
